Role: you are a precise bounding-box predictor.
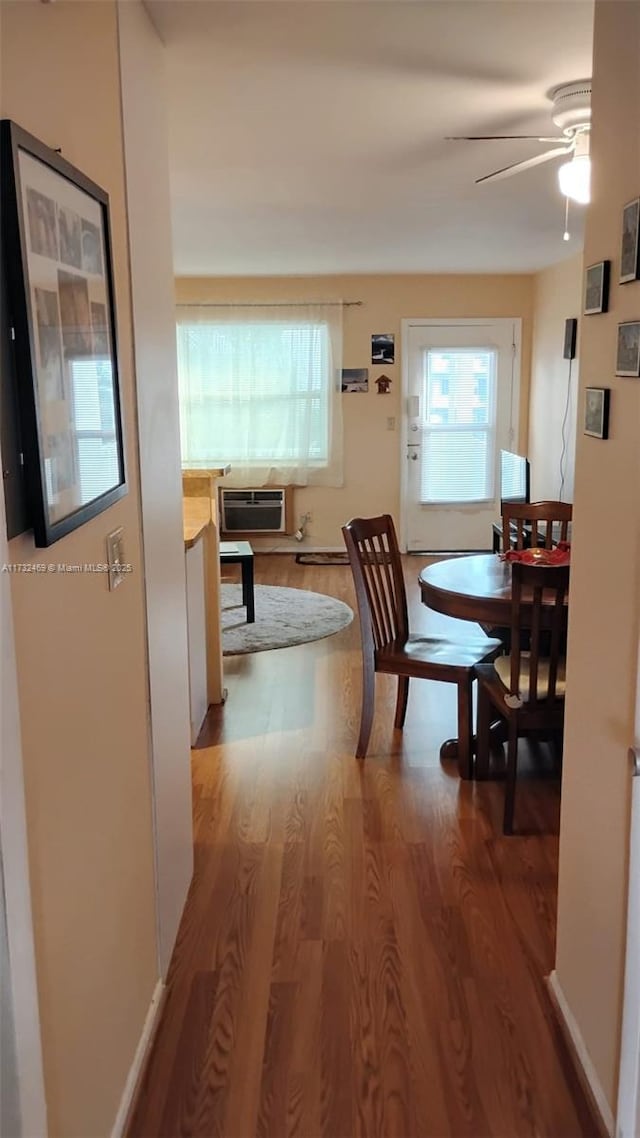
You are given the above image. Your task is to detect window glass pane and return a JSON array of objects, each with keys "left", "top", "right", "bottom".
[{"left": 426, "top": 349, "right": 493, "bottom": 426}]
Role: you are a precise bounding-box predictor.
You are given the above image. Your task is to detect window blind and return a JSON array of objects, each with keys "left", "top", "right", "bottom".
[{"left": 420, "top": 348, "right": 497, "bottom": 504}]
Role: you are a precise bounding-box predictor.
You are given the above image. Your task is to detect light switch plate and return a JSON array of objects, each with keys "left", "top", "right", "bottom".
[{"left": 106, "top": 526, "right": 126, "bottom": 591}]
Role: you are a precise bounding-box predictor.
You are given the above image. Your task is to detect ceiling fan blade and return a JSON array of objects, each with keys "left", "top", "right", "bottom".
[
  {"left": 446, "top": 135, "right": 564, "bottom": 143},
  {"left": 476, "top": 146, "right": 571, "bottom": 185}
]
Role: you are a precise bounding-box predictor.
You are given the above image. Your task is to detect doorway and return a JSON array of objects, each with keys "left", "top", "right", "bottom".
[{"left": 400, "top": 319, "right": 521, "bottom": 552}]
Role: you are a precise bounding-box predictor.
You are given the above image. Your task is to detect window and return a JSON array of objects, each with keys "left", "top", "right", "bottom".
[
  {"left": 420, "top": 348, "right": 497, "bottom": 504},
  {"left": 176, "top": 303, "right": 343, "bottom": 487}
]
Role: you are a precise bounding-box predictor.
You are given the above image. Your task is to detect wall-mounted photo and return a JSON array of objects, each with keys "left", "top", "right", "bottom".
[
  {"left": 584, "top": 260, "right": 610, "bottom": 315},
  {"left": 371, "top": 333, "right": 394, "bottom": 364},
  {"left": 584, "top": 387, "right": 610, "bottom": 439},
  {"left": 0, "top": 118, "right": 127, "bottom": 546},
  {"left": 620, "top": 197, "right": 640, "bottom": 284},
  {"left": 615, "top": 320, "right": 640, "bottom": 377},
  {"left": 341, "top": 367, "right": 368, "bottom": 393}
]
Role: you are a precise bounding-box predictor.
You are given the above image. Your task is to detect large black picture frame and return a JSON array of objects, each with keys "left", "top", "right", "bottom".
[{"left": 0, "top": 119, "right": 126, "bottom": 546}]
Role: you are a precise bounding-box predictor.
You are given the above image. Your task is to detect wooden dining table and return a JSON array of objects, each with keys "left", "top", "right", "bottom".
[
  {"left": 418, "top": 552, "right": 569, "bottom": 773},
  {"left": 419, "top": 552, "right": 568, "bottom": 627},
  {"left": 420, "top": 552, "right": 518, "bottom": 628}
]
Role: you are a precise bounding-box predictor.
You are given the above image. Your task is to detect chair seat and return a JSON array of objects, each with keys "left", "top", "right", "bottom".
[
  {"left": 377, "top": 631, "right": 501, "bottom": 677},
  {"left": 494, "top": 652, "right": 566, "bottom": 702},
  {"left": 475, "top": 662, "right": 566, "bottom": 725}
]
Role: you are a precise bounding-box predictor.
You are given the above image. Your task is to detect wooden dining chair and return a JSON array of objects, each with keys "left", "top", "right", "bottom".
[
  {"left": 342, "top": 515, "right": 501, "bottom": 778},
  {"left": 475, "top": 560, "right": 570, "bottom": 833},
  {"left": 502, "top": 500, "right": 572, "bottom": 552}
]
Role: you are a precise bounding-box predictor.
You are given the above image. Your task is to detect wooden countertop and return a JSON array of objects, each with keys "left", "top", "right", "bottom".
[
  {"left": 182, "top": 465, "right": 230, "bottom": 548},
  {"left": 182, "top": 465, "right": 231, "bottom": 478},
  {"left": 183, "top": 498, "right": 212, "bottom": 549}
]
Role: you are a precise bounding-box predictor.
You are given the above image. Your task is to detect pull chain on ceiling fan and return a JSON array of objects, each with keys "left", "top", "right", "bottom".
[{"left": 446, "top": 80, "right": 592, "bottom": 209}]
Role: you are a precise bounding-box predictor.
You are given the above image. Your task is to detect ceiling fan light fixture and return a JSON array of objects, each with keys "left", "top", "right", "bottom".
[{"left": 558, "top": 153, "right": 591, "bottom": 205}]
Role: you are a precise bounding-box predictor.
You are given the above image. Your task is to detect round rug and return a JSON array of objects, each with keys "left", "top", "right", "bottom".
[{"left": 221, "top": 583, "right": 353, "bottom": 655}]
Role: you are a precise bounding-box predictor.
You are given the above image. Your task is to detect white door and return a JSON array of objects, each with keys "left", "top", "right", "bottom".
[{"left": 401, "top": 319, "right": 521, "bottom": 552}]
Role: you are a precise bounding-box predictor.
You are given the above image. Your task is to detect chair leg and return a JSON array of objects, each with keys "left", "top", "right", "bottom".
[
  {"left": 475, "top": 684, "right": 492, "bottom": 780},
  {"left": 356, "top": 660, "right": 375, "bottom": 759},
  {"left": 503, "top": 719, "right": 519, "bottom": 835},
  {"left": 394, "top": 675, "right": 409, "bottom": 729},
  {"left": 456, "top": 675, "right": 473, "bottom": 780}
]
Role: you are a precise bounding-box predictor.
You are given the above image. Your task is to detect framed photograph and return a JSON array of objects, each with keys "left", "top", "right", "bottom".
[
  {"left": 371, "top": 333, "right": 394, "bottom": 365},
  {"left": 341, "top": 367, "right": 368, "bottom": 393},
  {"left": 584, "top": 387, "right": 610, "bottom": 439},
  {"left": 615, "top": 320, "right": 640, "bottom": 377},
  {"left": 620, "top": 198, "right": 640, "bottom": 284},
  {"left": 584, "top": 261, "right": 610, "bottom": 315},
  {"left": 1, "top": 120, "right": 126, "bottom": 546}
]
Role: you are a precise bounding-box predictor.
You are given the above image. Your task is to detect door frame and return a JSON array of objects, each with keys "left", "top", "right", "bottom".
[
  {"left": 0, "top": 489, "right": 47, "bottom": 1135},
  {"left": 399, "top": 317, "right": 522, "bottom": 552}
]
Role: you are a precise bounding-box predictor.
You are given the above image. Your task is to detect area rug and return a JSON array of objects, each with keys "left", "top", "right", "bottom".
[
  {"left": 295, "top": 551, "right": 350, "bottom": 566},
  {"left": 221, "top": 583, "right": 354, "bottom": 655}
]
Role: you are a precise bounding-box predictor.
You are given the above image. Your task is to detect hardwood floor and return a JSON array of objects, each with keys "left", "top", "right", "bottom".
[{"left": 128, "top": 554, "right": 598, "bottom": 1138}]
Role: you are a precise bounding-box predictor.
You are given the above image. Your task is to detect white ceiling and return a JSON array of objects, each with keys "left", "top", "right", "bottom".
[{"left": 146, "top": 0, "right": 595, "bottom": 276}]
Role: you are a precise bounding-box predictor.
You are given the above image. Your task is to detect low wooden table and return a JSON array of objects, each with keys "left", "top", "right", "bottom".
[{"left": 220, "top": 540, "right": 255, "bottom": 623}]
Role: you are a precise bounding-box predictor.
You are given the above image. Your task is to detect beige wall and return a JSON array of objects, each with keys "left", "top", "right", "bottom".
[
  {"left": 176, "top": 274, "right": 534, "bottom": 547},
  {"left": 1, "top": 4, "right": 158, "bottom": 1135},
  {"left": 555, "top": 0, "right": 640, "bottom": 1117},
  {"left": 529, "top": 254, "right": 583, "bottom": 502}
]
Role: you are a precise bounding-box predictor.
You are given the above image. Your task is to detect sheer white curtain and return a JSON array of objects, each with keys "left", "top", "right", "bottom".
[{"left": 176, "top": 302, "right": 344, "bottom": 487}]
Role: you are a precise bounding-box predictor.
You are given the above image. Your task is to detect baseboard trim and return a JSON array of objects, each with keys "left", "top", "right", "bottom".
[
  {"left": 546, "top": 970, "right": 614, "bottom": 1138},
  {"left": 111, "top": 979, "right": 165, "bottom": 1138}
]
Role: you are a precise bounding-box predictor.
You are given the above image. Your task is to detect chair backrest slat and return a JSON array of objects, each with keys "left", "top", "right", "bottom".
[
  {"left": 364, "top": 534, "right": 390, "bottom": 646},
  {"left": 342, "top": 515, "right": 408, "bottom": 654},
  {"left": 509, "top": 561, "right": 570, "bottom": 709},
  {"left": 502, "top": 500, "right": 572, "bottom": 552}
]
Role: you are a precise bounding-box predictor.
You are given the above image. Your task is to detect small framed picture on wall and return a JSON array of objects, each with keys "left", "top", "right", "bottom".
[
  {"left": 584, "top": 387, "right": 610, "bottom": 439},
  {"left": 371, "top": 333, "right": 394, "bottom": 365},
  {"left": 615, "top": 320, "right": 640, "bottom": 377},
  {"left": 620, "top": 197, "right": 640, "bottom": 284},
  {"left": 583, "top": 260, "right": 610, "bottom": 314}
]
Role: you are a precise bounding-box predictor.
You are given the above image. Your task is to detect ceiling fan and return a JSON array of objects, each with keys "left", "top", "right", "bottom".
[{"left": 446, "top": 80, "right": 592, "bottom": 204}]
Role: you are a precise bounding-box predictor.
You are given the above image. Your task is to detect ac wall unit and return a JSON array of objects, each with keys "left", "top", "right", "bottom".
[{"left": 219, "top": 487, "right": 292, "bottom": 535}]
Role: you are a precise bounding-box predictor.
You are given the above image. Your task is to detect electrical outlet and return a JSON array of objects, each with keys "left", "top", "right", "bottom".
[
  {"left": 106, "top": 527, "right": 126, "bottom": 591},
  {"left": 387, "top": 417, "right": 396, "bottom": 430}
]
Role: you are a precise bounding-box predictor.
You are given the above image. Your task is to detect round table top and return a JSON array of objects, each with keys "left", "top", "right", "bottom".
[{"left": 419, "top": 553, "right": 518, "bottom": 626}]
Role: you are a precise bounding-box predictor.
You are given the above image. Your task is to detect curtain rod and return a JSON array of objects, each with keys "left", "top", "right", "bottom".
[{"left": 176, "top": 300, "right": 362, "bottom": 308}]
